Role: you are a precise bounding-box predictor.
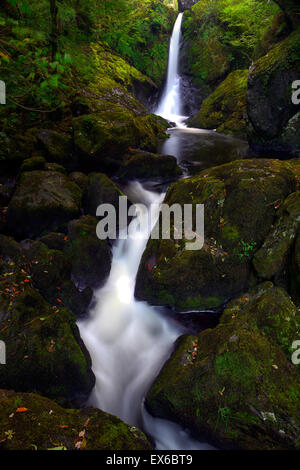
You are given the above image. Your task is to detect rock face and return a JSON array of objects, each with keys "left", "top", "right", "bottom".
[
  {"left": 247, "top": 31, "right": 300, "bottom": 156},
  {"left": 188, "top": 70, "right": 248, "bottom": 135},
  {"left": 146, "top": 282, "right": 300, "bottom": 450},
  {"left": 0, "top": 390, "right": 152, "bottom": 450},
  {"left": 273, "top": 0, "right": 300, "bottom": 30},
  {"left": 0, "top": 235, "right": 95, "bottom": 402},
  {"left": 37, "top": 130, "right": 76, "bottom": 171},
  {"left": 7, "top": 171, "right": 82, "bottom": 239},
  {"left": 118, "top": 150, "right": 182, "bottom": 180},
  {"left": 135, "top": 159, "right": 299, "bottom": 311},
  {"left": 73, "top": 102, "right": 169, "bottom": 173},
  {"left": 83, "top": 172, "right": 126, "bottom": 218}
]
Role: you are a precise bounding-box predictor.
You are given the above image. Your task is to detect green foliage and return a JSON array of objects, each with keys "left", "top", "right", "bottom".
[{"left": 0, "top": 0, "right": 174, "bottom": 131}]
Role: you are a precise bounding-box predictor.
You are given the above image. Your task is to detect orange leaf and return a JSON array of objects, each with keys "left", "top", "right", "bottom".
[
  {"left": 16, "top": 407, "right": 28, "bottom": 413},
  {"left": 59, "top": 425, "right": 69, "bottom": 429},
  {"left": 56, "top": 298, "right": 62, "bottom": 303}
]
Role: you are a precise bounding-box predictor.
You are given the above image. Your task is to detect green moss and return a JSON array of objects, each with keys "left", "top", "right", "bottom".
[
  {"left": 0, "top": 390, "right": 152, "bottom": 450},
  {"left": 188, "top": 70, "right": 248, "bottom": 134}
]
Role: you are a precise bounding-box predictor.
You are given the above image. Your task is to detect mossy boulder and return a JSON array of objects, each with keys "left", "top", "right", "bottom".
[
  {"left": 7, "top": 171, "right": 82, "bottom": 239},
  {"left": 119, "top": 149, "right": 182, "bottom": 180},
  {"left": 0, "top": 235, "right": 92, "bottom": 317},
  {"left": 0, "top": 285, "right": 94, "bottom": 402},
  {"left": 83, "top": 172, "right": 126, "bottom": 218},
  {"left": 273, "top": 0, "right": 300, "bottom": 30},
  {"left": 253, "top": 191, "right": 300, "bottom": 281},
  {"left": 20, "top": 156, "right": 46, "bottom": 173},
  {"left": 135, "top": 159, "right": 298, "bottom": 311},
  {"left": 37, "top": 129, "right": 76, "bottom": 171},
  {"left": 146, "top": 283, "right": 300, "bottom": 450},
  {"left": 0, "top": 390, "right": 152, "bottom": 450},
  {"left": 247, "top": 31, "right": 300, "bottom": 156},
  {"left": 188, "top": 70, "right": 248, "bottom": 135},
  {"left": 72, "top": 102, "right": 168, "bottom": 173},
  {"left": 64, "top": 216, "right": 112, "bottom": 288}
]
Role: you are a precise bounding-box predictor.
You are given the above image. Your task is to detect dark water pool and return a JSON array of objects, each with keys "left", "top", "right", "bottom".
[{"left": 158, "top": 127, "right": 249, "bottom": 174}]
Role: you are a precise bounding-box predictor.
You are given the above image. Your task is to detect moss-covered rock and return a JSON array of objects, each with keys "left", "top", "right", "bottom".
[
  {"left": 146, "top": 283, "right": 300, "bottom": 450},
  {"left": 0, "top": 390, "right": 152, "bottom": 450},
  {"left": 73, "top": 103, "right": 168, "bottom": 173},
  {"left": 247, "top": 30, "right": 300, "bottom": 156},
  {"left": 0, "top": 285, "right": 94, "bottom": 402},
  {"left": 83, "top": 172, "right": 126, "bottom": 218},
  {"left": 20, "top": 156, "right": 46, "bottom": 173},
  {"left": 119, "top": 149, "right": 182, "bottom": 180},
  {"left": 135, "top": 159, "right": 298, "bottom": 311},
  {"left": 69, "top": 172, "right": 89, "bottom": 192},
  {"left": 64, "top": 216, "right": 112, "bottom": 288},
  {"left": 188, "top": 70, "right": 248, "bottom": 135},
  {"left": 253, "top": 191, "right": 300, "bottom": 280},
  {"left": 7, "top": 171, "right": 82, "bottom": 239}
]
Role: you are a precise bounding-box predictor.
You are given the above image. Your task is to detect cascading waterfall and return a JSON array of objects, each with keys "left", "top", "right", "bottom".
[
  {"left": 78, "top": 13, "right": 215, "bottom": 450},
  {"left": 156, "top": 12, "right": 186, "bottom": 127}
]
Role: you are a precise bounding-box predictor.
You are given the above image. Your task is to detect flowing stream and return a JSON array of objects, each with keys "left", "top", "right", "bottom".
[{"left": 78, "top": 13, "right": 216, "bottom": 450}]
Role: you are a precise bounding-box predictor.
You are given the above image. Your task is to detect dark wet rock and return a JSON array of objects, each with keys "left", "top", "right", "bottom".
[
  {"left": 83, "top": 172, "right": 126, "bottom": 218},
  {"left": 118, "top": 149, "right": 182, "bottom": 180},
  {"left": 247, "top": 31, "right": 300, "bottom": 157},
  {"left": 253, "top": 191, "right": 300, "bottom": 280},
  {"left": 0, "top": 389, "right": 152, "bottom": 450},
  {"left": 0, "top": 285, "right": 95, "bottom": 402},
  {"left": 188, "top": 70, "right": 248, "bottom": 135},
  {"left": 44, "top": 162, "right": 67, "bottom": 173},
  {"left": 72, "top": 102, "right": 169, "bottom": 173},
  {"left": 38, "top": 232, "right": 67, "bottom": 251},
  {"left": 37, "top": 129, "right": 76, "bottom": 171},
  {"left": 69, "top": 172, "right": 89, "bottom": 192},
  {"left": 7, "top": 171, "right": 82, "bottom": 239},
  {"left": 135, "top": 159, "right": 298, "bottom": 311},
  {"left": 64, "top": 216, "right": 112, "bottom": 289},
  {"left": 146, "top": 282, "right": 300, "bottom": 450}
]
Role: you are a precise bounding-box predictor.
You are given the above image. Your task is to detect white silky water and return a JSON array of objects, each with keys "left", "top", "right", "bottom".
[
  {"left": 78, "top": 13, "right": 215, "bottom": 450},
  {"left": 156, "top": 13, "right": 187, "bottom": 126}
]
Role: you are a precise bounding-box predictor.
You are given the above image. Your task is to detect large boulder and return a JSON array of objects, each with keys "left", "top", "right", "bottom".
[
  {"left": 135, "top": 159, "right": 298, "bottom": 311},
  {"left": 64, "top": 216, "right": 112, "bottom": 288},
  {"left": 247, "top": 30, "right": 300, "bottom": 156},
  {"left": 0, "top": 390, "right": 152, "bottom": 450},
  {"left": 118, "top": 149, "right": 182, "bottom": 180},
  {"left": 0, "top": 285, "right": 94, "bottom": 403},
  {"left": 273, "top": 0, "right": 300, "bottom": 30},
  {"left": 253, "top": 191, "right": 300, "bottom": 281},
  {"left": 83, "top": 172, "right": 126, "bottom": 218},
  {"left": 146, "top": 282, "right": 300, "bottom": 450},
  {"left": 7, "top": 171, "right": 82, "bottom": 239},
  {"left": 188, "top": 70, "right": 248, "bottom": 135},
  {"left": 72, "top": 101, "right": 168, "bottom": 173}
]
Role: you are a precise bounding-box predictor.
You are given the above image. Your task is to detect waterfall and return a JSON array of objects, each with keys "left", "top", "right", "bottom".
[
  {"left": 77, "top": 12, "right": 215, "bottom": 450},
  {"left": 156, "top": 13, "right": 186, "bottom": 126}
]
